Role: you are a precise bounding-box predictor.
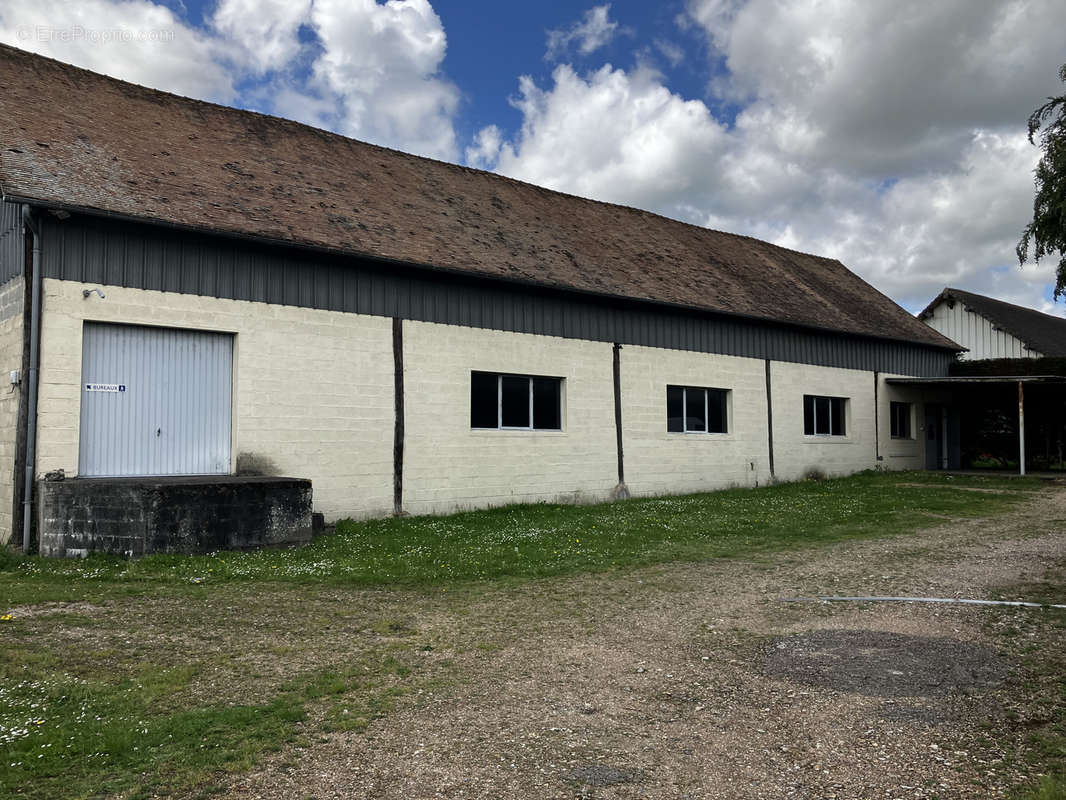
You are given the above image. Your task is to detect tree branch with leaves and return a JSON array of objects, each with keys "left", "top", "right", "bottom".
[{"left": 1018, "top": 64, "right": 1066, "bottom": 299}]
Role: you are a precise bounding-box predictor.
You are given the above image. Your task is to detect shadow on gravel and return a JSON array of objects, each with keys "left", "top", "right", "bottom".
[{"left": 764, "top": 630, "right": 1007, "bottom": 697}]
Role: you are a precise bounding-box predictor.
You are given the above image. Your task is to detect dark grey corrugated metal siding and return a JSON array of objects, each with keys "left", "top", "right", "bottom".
[
  {"left": 0, "top": 201, "right": 24, "bottom": 285},
  {"left": 39, "top": 214, "right": 954, "bottom": 376}
]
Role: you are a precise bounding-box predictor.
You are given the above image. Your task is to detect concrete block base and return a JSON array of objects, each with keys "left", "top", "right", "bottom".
[{"left": 38, "top": 475, "right": 313, "bottom": 558}]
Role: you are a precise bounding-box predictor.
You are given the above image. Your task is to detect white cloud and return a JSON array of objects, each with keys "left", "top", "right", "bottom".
[
  {"left": 1, "top": 0, "right": 462, "bottom": 161},
  {"left": 0, "top": 0, "right": 234, "bottom": 101},
  {"left": 546, "top": 5, "right": 620, "bottom": 62},
  {"left": 211, "top": 0, "right": 311, "bottom": 75},
  {"left": 465, "top": 124, "right": 502, "bottom": 170},
  {"left": 211, "top": 0, "right": 460, "bottom": 160},
  {"left": 757, "top": 131, "right": 1049, "bottom": 313},
  {"left": 653, "top": 38, "right": 684, "bottom": 68},
  {"left": 492, "top": 65, "right": 729, "bottom": 221},
  {"left": 305, "top": 0, "right": 460, "bottom": 160},
  {"left": 488, "top": 0, "right": 1066, "bottom": 314},
  {"left": 697, "top": 0, "right": 1066, "bottom": 177},
  {"left": 687, "top": 0, "right": 1066, "bottom": 312}
]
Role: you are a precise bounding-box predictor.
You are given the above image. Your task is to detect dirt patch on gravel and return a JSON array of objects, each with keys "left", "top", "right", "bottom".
[
  {"left": 765, "top": 629, "right": 1007, "bottom": 697},
  {"left": 891, "top": 482, "right": 1035, "bottom": 493},
  {"left": 218, "top": 488, "right": 1066, "bottom": 800},
  {"left": 5, "top": 601, "right": 104, "bottom": 619}
]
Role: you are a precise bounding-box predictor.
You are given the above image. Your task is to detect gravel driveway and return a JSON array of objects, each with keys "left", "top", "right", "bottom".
[{"left": 225, "top": 484, "right": 1066, "bottom": 799}]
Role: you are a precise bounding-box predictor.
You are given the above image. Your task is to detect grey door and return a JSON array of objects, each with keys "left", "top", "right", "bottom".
[
  {"left": 925, "top": 404, "right": 942, "bottom": 470},
  {"left": 79, "top": 323, "right": 233, "bottom": 476},
  {"left": 925, "top": 407, "right": 942, "bottom": 469}
]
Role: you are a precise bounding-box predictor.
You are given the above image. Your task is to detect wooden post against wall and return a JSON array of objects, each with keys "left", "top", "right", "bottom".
[
  {"left": 873, "top": 371, "right": 880, "bottom": 464},
  {"left": 393, "top": 318, "right": 405, "bottom": 514},
  {"left": 1018, "top": 380, "right": 1026, "bottom": 477},
  {"left": 12, "top": 223, "right": 34, "bottom": 546},
  {"left": 764, "top": 359, "right": 775, "bottom": 478},
  {"left": 611, "top": 343, "right": 629, "bottom": 498}
]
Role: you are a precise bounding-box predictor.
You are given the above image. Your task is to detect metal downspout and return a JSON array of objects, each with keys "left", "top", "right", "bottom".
[{"left": 21, "top": 205, "right": 41, "bottom": 553}]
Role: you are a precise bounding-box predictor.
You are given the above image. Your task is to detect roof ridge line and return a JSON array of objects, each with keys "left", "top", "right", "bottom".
[
  {"left": 0, "top": 43, "right": 840, "bottom": 265},
  {"left": 0, "top": 42, "right": 959, "bottom": 351}
]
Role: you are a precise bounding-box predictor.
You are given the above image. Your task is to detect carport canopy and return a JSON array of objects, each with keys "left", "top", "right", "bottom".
[{"left": 885, "top": 376, "right": 1066, "bottom": 475}]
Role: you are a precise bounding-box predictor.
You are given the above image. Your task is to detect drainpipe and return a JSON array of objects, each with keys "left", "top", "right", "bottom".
[{"left": 21, "top": 205, "right": 42, "bottom": 553}]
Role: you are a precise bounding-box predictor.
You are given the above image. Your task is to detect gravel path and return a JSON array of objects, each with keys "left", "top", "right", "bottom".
[{"left": 225, "top": 485, "right": 1066, "bottom": 800}]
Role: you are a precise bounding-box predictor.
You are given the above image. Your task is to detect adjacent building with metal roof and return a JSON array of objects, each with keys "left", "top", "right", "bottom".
[
  {"left": 909, "top": 288, "right": 1066, "bottom": 475},
  {"left": 920, "top": 287, "right": 1066, "bottom": 360}
]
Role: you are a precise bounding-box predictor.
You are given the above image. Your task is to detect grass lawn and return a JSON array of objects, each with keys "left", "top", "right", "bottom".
[
  {"left": 0, "top": 470, "right": 1043, "bottom": 799},
  {"left": 3, "top": 470, "right": 1042, "bottom": 597},
  {"left": 990, "top": 561, "right": 1066, "bottom": 800}
]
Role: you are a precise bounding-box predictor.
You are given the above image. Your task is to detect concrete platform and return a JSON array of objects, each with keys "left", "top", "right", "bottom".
[{"left": 38, "top": 475, "right": 313, "bottom": 558}]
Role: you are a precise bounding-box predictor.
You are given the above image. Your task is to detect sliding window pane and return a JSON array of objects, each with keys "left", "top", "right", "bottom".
[
  {"left": 891, "top": 401, "right": 909, "bottom": 438},
  {"left": 667, "top": 386, "right": 684, "bottom": 432},
  {"left": 470, "top": 372, "right": 498, "bottom": 428},
  {"left": 501, "top": 376, "right": 530, "bottom": 428},
  {"left": 815, "top": 396, "right": 831, "bottom": 435},
  {"left": 532, "top": 377, "right": 561, "bottom": 430},
  {"left": 803, "top": 395, "right": 815, "bottom": 435},
  {"left": 830, "top": 397, "right": 845, "bottom": 436},
  {"left": 685, "top": 387, "right": 706, "bottom": 432},
  {"left": 708, "top": 389, "right": 727, "bottom": 433}
]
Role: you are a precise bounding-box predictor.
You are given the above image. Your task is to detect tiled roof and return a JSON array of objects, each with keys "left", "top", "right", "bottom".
[{"left": 0, "top": 44, "right": 957, "bottom": 349}]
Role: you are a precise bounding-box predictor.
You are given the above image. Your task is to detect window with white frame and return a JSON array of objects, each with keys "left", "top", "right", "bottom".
[
  {"left": 890, "top": 401, "right": 912, "bottom": 439},
  {"left": 803, "top": 395, "right": 847, "bottom": 436},
  {"left": 470, "top": 371, "right": 562, "bottom": 430},
  {"left": 667, "top": 385, "right": 729, "bottom": 433}
]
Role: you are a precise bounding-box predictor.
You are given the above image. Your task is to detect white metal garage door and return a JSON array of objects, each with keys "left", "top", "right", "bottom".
[{"left": 78, "top": 323, "right": 233, "bottom": 476}]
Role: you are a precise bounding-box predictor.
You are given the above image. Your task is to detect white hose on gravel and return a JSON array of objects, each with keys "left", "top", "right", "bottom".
[{"left": 781, "top": 596, "right": 1066, "bottom": 609}]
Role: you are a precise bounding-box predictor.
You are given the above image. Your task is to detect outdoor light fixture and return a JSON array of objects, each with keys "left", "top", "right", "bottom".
[{"left": 82, "top": 288, "right": 106, "bottom": 299}]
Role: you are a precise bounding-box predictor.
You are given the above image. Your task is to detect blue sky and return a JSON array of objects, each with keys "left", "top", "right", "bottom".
[
  {"left": 427, "top": 0, "right": 726, "bottom": 142},
  {"left": 159, "top": 0, "right": 728, "bottom": 156},
  {"left": 1, "top": 0, "right": 1064, "bottom": 316}
]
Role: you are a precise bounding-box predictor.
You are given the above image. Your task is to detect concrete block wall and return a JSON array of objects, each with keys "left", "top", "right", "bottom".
[
  {"left": 37, "top": 279, "right": 394, "bottom": 521},
  {"left": 31, "top": 278, "right": 940, "bottom": 527},
  {"left": 621, "top": 345, "right": 769, "bottom": 495},
  {"left": 770, "top": 361, "right": 877, "bottom": 481},
  {"left": 38, "top": 476, "right": 312, "bottom": 557},
  {"left": 0, "top": 277, "right": 24, "bottom": 543},
  {"left": 878, "top": 374, "right": 927, "bottom": 470},
  {"left": 402, "top": 321, "right": 618, "bottom": 515}
]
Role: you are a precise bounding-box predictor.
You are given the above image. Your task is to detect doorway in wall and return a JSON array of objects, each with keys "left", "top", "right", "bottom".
[
  {"left": 924, "top": 403, "right": 961, "bottom": 470},
  {"left": 925, "top": 404, "right": 944, "bottom": 470},
  {"left": 78, "top": 322, "right": 233, "bottom": 476}
]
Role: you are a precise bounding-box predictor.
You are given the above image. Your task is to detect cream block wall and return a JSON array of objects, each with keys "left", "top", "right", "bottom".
[
  {"left": 33, "top": 276, "right": 948, "bottom": 528},
  {"left": 402, "top": 321, "right": 617, "bottom": 515},
  {"left": 621, "top": 345, "right": 769, "bottom": 495},
  {"left": 0, "top": 278, "right": 24, "bottom": 543},
  {"left": 37, "top": 279, "right": 394, "bottom": 520},
  {"left": 770, "top": 361, "right": 876, "bottom": 480},
  {"left": 878, "top": 374, "right": 927, "bottom": 470}
]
